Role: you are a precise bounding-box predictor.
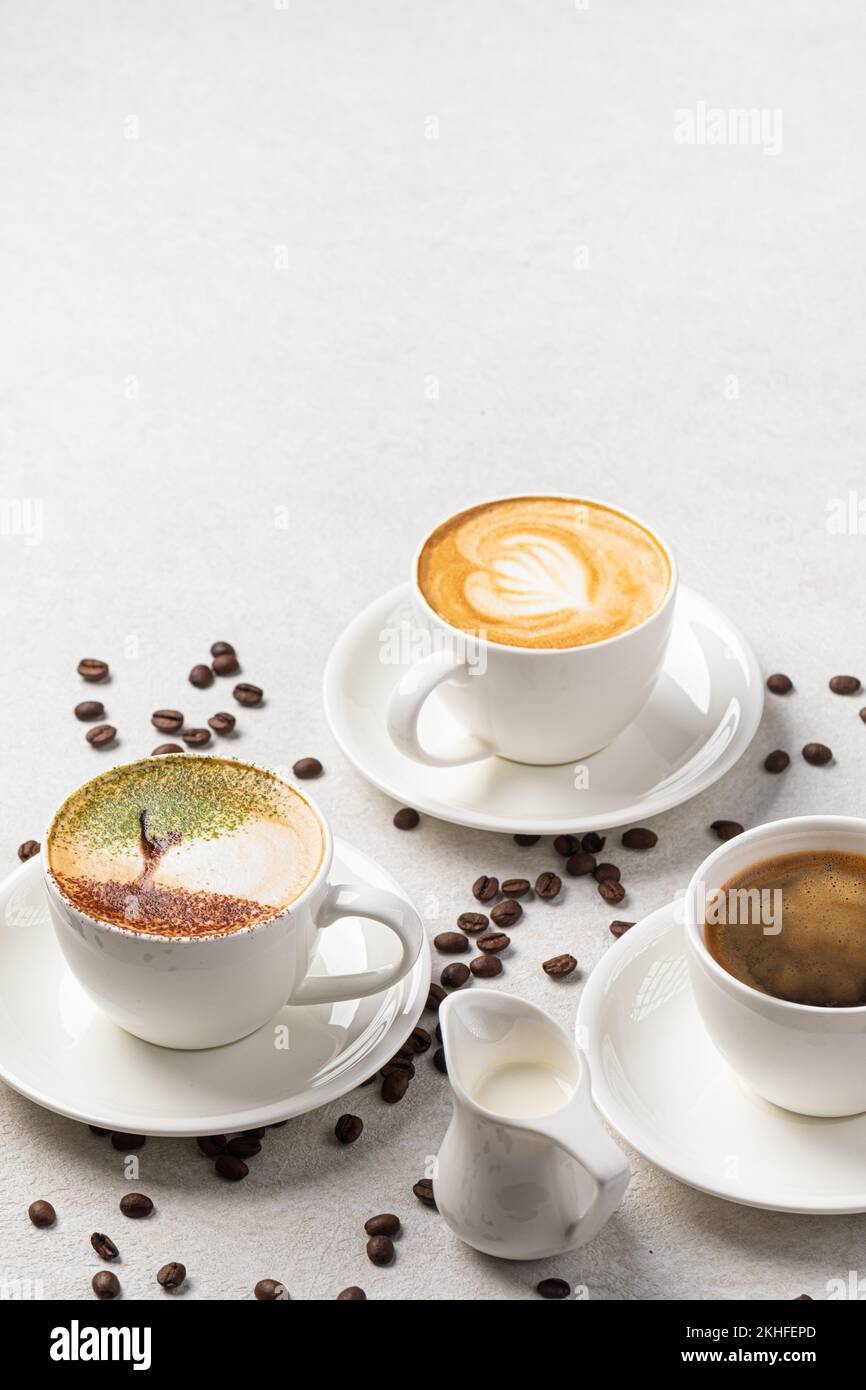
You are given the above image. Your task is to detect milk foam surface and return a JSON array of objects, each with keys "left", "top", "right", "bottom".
[
  {"left": 418, "top": 497, "right": 670, "bottom": 648},
  {"left": 48, "top": 756, "right": 324, "bottom": 936}
]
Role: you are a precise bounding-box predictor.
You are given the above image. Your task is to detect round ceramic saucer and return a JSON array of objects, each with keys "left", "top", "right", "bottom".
[
  {"left": 0, "top": 844, "right": 431, "bottom": 1136},
  {"left": 577, "top": 902, "right": 866, "bottom": 1214},
  {"left": 323, "top": 583, "right": 763, "bottom": 834}
]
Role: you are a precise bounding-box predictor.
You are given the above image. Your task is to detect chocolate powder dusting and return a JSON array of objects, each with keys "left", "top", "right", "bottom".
[{"left": 52, "top": 873, "right": 274, "bottom": 937}]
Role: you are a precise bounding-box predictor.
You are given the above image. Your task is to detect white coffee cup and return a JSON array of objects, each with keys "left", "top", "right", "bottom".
[
  {"left": 42, "top": 757, "right": 424, "bottom": 1050},
  {"left": 387, "top": 495, "right": 678, "bottom": 767},
  {"left": 685, "top": 815, "right": 866, "bottom": 1117}
]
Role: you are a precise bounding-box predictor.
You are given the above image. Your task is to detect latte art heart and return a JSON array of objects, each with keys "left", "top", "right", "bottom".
[{"left": 418, "top": 497, "right": 670, "bottom": 649}]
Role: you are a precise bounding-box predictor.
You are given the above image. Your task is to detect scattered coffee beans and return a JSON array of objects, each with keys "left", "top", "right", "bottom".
[
  {"left": 425, "top": 984, "right": 447, "bottom": 1011},
  {"left": 189, "top": 664, "right": 214, "bottom": 689},
  {"left": 292, "top": 757, "right": 323, "bottom": 780},
  {"left": 501, "top": 878, "right": 530, "bottom": 898},
  {"left": 513, "top": 834, "right": 540, "bottom": 846},
  {"left": 477, "top": 932, "right": 509, "bottom": 953},
  {"left": 457, "top": 912, "right": 488, "bottom": 933},
  {"left": 366, "top": 1235, "right": 394, "bottom": 1266},
  {"left": 227, "top": 1137, "right": 261, "bottom": 1158},
  {"left": 151, "top": 710, "right": 183, "bottom": 733},
  {"left": 208, "top": 712, "right": 236, "bottom": 735},
  {"left": 211, "top": 641, "right": 236, "bottom": 658},
  {"left": 337, "top": 1286, "right": 367, "bottom": 1300},
  {"left": 119, "top": 1192, "right": 153, "bottom": 1218},
  {"left": 413, "top": 1178, "right": 436, "bottom": 1208},
  {"left": 441, "top": 961, "right": 471, "bottom": 989},
  {"left": 598, "top": 879, "right": 625, "bottom": 904},
  {"left": 710, "top": 820, "right": 744, "bottom": 840},
  {"left": 472, "top": 875, "right": 499, "bottom": 902},
  {"left": 543, "top": 954, "right": 577, "bottom": 978},
  {"left": 593, "top": 863, "right": 621, "bottom": 883},
  {"left": 565, "top": 851, "right": 596, "bottom": 877},
  {"left": 91, "top": 1233, "right": 119, "bottom": 1260},
  {"left": 764, "top": 750, "right": 790, "bottom": 773},
  {"left": 393, "top": 806, "right": 419, "bottom": 829},
  {"left": 335, "top": 1114, "right": 363, "bottom": 1144},
  {"left": 553, "top": 834, "right": 579, "bottom": 857},
  {"left": 537, "top": 1278, "right": 570, "bottom": 1299},
  {"left": 535, "top": 871, "right": 562, "bottom": 900},
  {"left": 491, "top": 899, "right": 522, "bottom": 927},
  {"left": 233, "top": 683, "right": 263, "bottom": 707},
  {"left": 78, "top": 658, "right": 108, "bottom": 682},
  {"left": 434, "top": 931, "right": 468, "bottom": 953},
  {"left": 622, "top": 827, "right": 657, "bottom": 850},
  {"left": 365, "top": 1214, "right": 400, "bottom": 1238},
  {"left": 182, "top": 728, "right": 211, "bottom": 748},
  {"left": 609, "top": 920, "right": 635, "bottom": 938},
  {"left": 407, "top": 1027, "right": 432, "bottom": 1053},
  {"left": 433, "top": 1047, "right": 447, "bottom": 1074},
  {"left": 829, "top": 675, "right": 861, "bottom": 695},
  {"left": 255, "top": 1279, "right": 288, "bottom": 1300},
  {"left": 212, "top": 652, "right": 239, "bottom": 676},
  {"left": 152, "top": 743, "right": 183, "bottom": 755},
  {"left": 92, "top": 1270, "right": 120, "bottom": 1299},
  {"left": 74, "top": 701, "right": 104, "bottom": 721},
  {"left": 860, "top": 707, "right": 866, "bottom": 724},
  {"left": 157, "top": 1262, "right": 187, "bottom": 1290},
  {"left": 215, "top": 1155, "right": 248, "bottom": 1181},
  {"left": 111, "top": 1132, "right": 145, "bottom": 1151},
  {"left": 582, "top": 832, "right": 605, "bottom": 853},
  {"left": 86, "top": 724, "right": 116, "bottom": 748},
  {"left": 766, "top": 673, "right": 793, "bottom": 695},
  {"left": 89, "top": 1126, "right": 110, "bottom": 1137},
  {"left": 802, "top": 742, "right": 832, "bottom": 766},
  {"left": 28, "top": 1200, "right": 56, "bottom": 1227},
  {"left": 382, "top": 1071, "right": 410, "bottom": 1103},
  {"left": 470, "top": 954, "right": 502, "bottom": 978},
  {"left": 197, "top": 1135, "right": 227, "bottom": 1157},
  {"left": 17, "top": 840, "right": 40, "bottom": 862}
]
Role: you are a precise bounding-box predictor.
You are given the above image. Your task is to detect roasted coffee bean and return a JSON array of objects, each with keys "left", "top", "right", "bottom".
[
  {"left": 17, "top": 839, "right": 40, "bottom": 862},
  {"left": 28, "top": 1200, "right": 56, "bottom": 1228},
  {"left": 212, "top": 651, "right": 240, "bottom": 676},
  {"left": 365, "top": 1213, "right": 401, "bottom": 1238},
  {"left": 335, "top": 1114, "right": 363, "bottom": 1144},
  {"left": 543, "top": 954, "right": 577, "bottom": 978},
  {"left": 393, "top": 806, "right": 419, "bottom": 829},
  {"left": 210, "top": 641, "right": 236, "bottom": 658},
  {"left": 598, "top": 879, "right": 625, "bottom": 904},
  {"left": 255, "top": 1278, "right": 289, "bottom": 1300},
  {"left": 553, "top": 834, "right": 579, "bottom": 857},
  {"left": 764, "top": 750, "right": 790, "bottom": 773},
  {"left": 89, "top": 1126, "right": 110, "bottom": 1137},
  {"left": 233, "top": 683, "right": 263, "bottom": 707},
  {"left": 413, "top": 1178, "right": 436, "bottom": 1208},
  {"left": 425, "top": 983, "right": 447, "bottom": 1012},
  {"left": 593, "top": 863, "right": 621, "bottom": 883},
  {"left": 407, "top": 1027, "right": 432, "bottom": 1053},
  {"left": 477, "top": 932, "right": 509, "bottom": 953},
  {"left": 829, "top": 675, "right": 861, "bottom": 695},
  {"left": 537, "top": 1278, "right": 570, "bottom": 1300},
  {"left": 91, "top": 1232, "right": 119, "bottom": 1260},
  {"left": 208, "top": 711, "right": 236, "bottom": 735},
  {"left": 766, "top": 673, "right": 793, "bottom": 695},
  {"left": 152, "top": 743, "right": 184, "bottom": 755},
  {"left": 490, "top": 899, "right": 522, "bottom": 928},
  {"left": 472, "top": 875, "right": 499, "bottom": 902},
  {"left": 441, "top": 962, "right": 471, "bottom": 989},
  {"left": 120, "top": 1192, "right": 153, "bottom": 1218},
  {"left": 111, "top": 1132, "right": 145, "bottom": 1151},
  {"left": 366, "top": 1235, "right": 394, "bottom": 1266},
  {"left": 622, "top": 827, "right": 657, "bottom": 850},
  {"left": 582, "top": 832, "right": 605, "bottom": 853},
  {"left": 501, "top": 878, "right": 531, "bottom": 898},
  {"left": 337, "top": 1286, "right": 367, "bottom": 1300},
  {"left": 197, "top": 1134, "right": 227, "bottom": 1157},
  {"left": 215, "top": 1155, "right": 248, "bottom": 1181},
  {"left": 189, "top": 663, "right": 214, "bottom": 688},
  {"left": 565, "top": 851, "right": 596, "bottom": 877},
  {"left": 151, "top": 709, "right": 183, "bottom": 733},
  {"left": 433, "top": 1047, "right": 447, "bottom": 1074},
  {"left": 290, "top": 757, "right": 322, "bottom": 781},
  {"left": 157, "top": 1262, "right": 187, "bottom": 1290},
  {"left": 457, "top": 912, "right": 488, "bottom": 933},
  {"left": 793, "top": 1294, "right": 813, "bottom": 1301},
  {"left": 86, "top": 724, "right": 116, "bottom": 748},
  {"left": 535, "top": 871, "right": 562, "bottom": 900},
  {"left": 182, "top": 728, "right": 211, "bottom": 748},
  {"left": 75, "top": 700, "right": 104, "bottom": 721},
  {"left": 710, "top": 820, "right": 744, "bottom": 840},
  {"left": 434, "top": 931, "right": 469, "bottom": 954},
  {"left": 227, "top": 1136, "right": 261, "bottom": 1159},
  {"left": 381, "top": 1056, "right": 415, "bottom": 1079},
  {"left": 860, "top": 707, "right": 866, "bottom": 724},
  {"left": 243, "top": 1128, "right": 266, "bottom": 1138},
  {"left": 609, "top": 920, "right": 635, "bottom": 938},
  {"left": 92, "top": 1271, "right": 120, "bottom": 1300},
  {"left": 513, "top": 834, "right": 540, "bottom": 846},
  {"left": 78, "top": 658, "right": 108, "bottom": 682},
  {"left": 381, "top": 1071, "right": 410, "bottom": 1103},
  {"left": 470, "top": 954, "right": 502, "bottom": 978},
  {"left": 802, "top": 742, "right": 832, "bottom": 766}
]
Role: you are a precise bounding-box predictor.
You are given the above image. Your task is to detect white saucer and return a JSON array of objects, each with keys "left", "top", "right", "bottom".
[
  {"left": 323, "top": 584, "right": 763, "bottom": 834},
  {"left": 577, "top": 902, "right": 866, "bottom": 1214},
  {"left": 0, "top": 845, "right": 431, "bottom": 1137}
]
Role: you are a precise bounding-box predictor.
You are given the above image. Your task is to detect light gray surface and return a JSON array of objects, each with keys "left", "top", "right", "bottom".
[{"left": 2, "top": 0, "right": 865, "bottom": 1301}]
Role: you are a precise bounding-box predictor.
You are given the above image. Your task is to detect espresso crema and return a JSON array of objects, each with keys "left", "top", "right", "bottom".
[
  {"left": 417, "top": 497, "right": 670, "bottom": 649},
  {"left": 47, "top": 756, "right": 325, "bottom": 937}
]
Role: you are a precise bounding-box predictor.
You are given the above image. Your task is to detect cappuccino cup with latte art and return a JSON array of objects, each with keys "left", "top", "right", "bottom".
[{"left": 387, "top": 496, "right": 677, "bottom": 766}]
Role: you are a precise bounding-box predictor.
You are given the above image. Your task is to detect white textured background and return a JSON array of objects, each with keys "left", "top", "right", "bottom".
[{"left": 2, "top": 0, "right": 866, "bottom": 1300}]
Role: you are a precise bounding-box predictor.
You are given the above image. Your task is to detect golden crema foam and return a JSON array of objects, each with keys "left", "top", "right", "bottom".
[
  {"left": 417, "top": 497, "right": 670, "bottom": 649},
  {"left": 48, "top": 756, "right": 325, "bottom": 937}
]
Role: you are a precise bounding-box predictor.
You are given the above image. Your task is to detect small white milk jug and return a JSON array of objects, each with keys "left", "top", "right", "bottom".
[{"left": 434, "top": 989, "right": 629, "bottom": 1260}]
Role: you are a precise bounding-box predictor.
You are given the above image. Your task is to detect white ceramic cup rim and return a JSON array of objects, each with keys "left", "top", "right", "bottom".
[
  {"left": 411, "top": 492, "right": 678, "bottom": 655},
  {"left": 41, "top": 752, "right": 333, "bottom": 946},
  {"left": 686, "top": 814, "right": 866, "bottom": 1016}
]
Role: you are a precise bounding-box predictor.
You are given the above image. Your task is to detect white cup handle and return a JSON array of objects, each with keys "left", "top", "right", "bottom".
[
  {"left": 287, "top": 883, "right": 423, "bottom": 1006},
  {"left": 387, "top": 649, "right": 493, "bottom": 767},
  {"left": 542, "top": 1060, "right": 630, "bottom": 1247}
]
